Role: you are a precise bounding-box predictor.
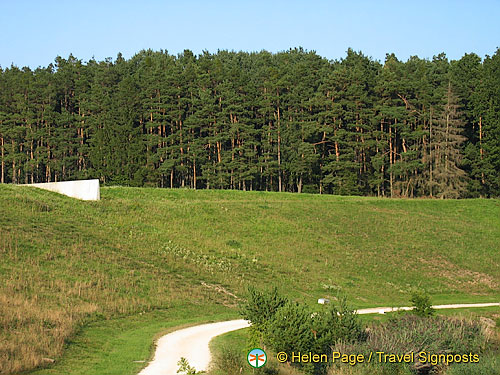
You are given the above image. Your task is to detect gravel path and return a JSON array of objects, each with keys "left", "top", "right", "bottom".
[
  {"left": 356, "top": 302, "right": 499, "bottom": 315},
  {"left": 137, "top": 302, "right": 499, "bottom": 375},
  {"left": 138, "top": 319, "right": 249, "bottom": 375}
]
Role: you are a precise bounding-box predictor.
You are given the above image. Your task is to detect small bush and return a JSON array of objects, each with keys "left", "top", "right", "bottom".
[
  {"left": 313, "top": 295, "right": 367, "bottom": 350},
  {"left": 177, "top": 357, "right": 200, "bottom": 375},
  {"left": 410, "top": 290, "right": 435, "bottom": 317},
  {"left": 242, "top": 288, "right": 365, "bottom": 375},
  {"left": 267, "top": 301, "right": 316, "bottom": 356},
  {"left": 226, "top": 239, "right": 242, "bottom": 249},
  {"left": 239, "top": 286, "right": 289, "bottom": 346}
]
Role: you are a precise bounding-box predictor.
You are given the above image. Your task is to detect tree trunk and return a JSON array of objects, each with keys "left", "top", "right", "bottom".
[
  {"left": 1, "top": 136, "right": 4, "bottom": 183},
  {"left": 30, "top": 138, "right": 34, "bottom": 184},
  {"left": 277, "top": 110, "right": 282, "bottom": 192},
  {"left": 11, "top": 140, "right": 16, "bottom": 184},
  {"left": 193, "top": 155, "right": 197, "bottom": 189},
  {"left": 479, "top": 116, "right": 484, "bottom": 185},
  {"left": 429, "top": 107, "right": 433, "bottom": 198},
  {"left": 389, "top": 125, "right": 393, "bottom": 198}
]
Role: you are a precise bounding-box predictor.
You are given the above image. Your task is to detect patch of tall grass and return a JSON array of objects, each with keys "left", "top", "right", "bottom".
[{"left": 331, "top": 315, "right": 498, "bottom": 374}]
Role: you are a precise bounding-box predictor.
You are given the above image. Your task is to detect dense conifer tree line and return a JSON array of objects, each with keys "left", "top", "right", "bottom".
[{"left": 1, "top": 48, "right": 499, "bottom": 197}]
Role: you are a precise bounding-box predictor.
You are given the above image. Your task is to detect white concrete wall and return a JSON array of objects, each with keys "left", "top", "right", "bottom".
[{"left": 27, "top": 179, "right": 100, "bottom": 201}]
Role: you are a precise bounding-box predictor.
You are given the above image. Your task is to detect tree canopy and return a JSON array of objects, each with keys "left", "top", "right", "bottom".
[{"left": 1, "top": 47, "right": 499, "bottom": 197}]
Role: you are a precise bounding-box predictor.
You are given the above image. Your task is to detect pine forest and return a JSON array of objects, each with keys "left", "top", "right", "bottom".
[{"left": 1, "top": 48, "right": 500, "bottom": 198}]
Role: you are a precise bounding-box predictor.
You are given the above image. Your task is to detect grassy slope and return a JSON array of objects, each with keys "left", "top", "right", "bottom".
[
  {"left": 0, "top": 185, "right": 499, "bottom": 374},
  {"left": 29, "top": 305, "right": 236, "bottom": 375}
]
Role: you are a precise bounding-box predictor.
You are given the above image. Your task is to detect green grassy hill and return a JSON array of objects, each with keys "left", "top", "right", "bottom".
[{"left": 1, "top": 185, "right": 499, "bottom": 374}]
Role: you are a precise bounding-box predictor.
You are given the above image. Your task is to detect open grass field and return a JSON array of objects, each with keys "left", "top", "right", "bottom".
[
  {"left": 28, "top": 305, "right": 236, "bottom": 375},
  {"left": 1, "top": 185, "right": 499, "bottom": 374}
]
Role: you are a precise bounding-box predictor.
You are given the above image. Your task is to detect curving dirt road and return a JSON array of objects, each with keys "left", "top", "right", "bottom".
[
  {"left": 138, "top": 319, "right": 249, "bottom": 375},
  {"left": 138, "top": 302, "right": 499, "bottom": 375}
]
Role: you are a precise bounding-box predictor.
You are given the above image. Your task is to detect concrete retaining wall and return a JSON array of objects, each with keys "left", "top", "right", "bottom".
[{"left": 27, "top": 179, "right": 100, "bottom": 201}]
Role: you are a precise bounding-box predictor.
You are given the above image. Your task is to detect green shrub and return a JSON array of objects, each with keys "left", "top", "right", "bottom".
[
  {"left": 410, "top": 290, "right": 435, "bottom": 317},
  {"left": 313, "top": 295, "right": 367, "bottom": 352},
  {"left": 244, "top": 288, "right": 365, "bottom": 375},
  {"left": 177, "top": 357, "right": 201, "bottom": 375},
  {"left": 267, "top": 301, "right": 316, "bottom": 356},
  {"left": 239, "top": 286, "right": 289, "bottom": 346}
]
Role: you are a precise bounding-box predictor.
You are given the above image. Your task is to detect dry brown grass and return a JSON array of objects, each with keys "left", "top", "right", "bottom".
[
  {"left": 0, "top": 223, "right": 219, "bottom": 374},
  {"left": 0, "top": 291, "right": 77, "bottom": 373},
  {"left": 417, "top": 256, "right": 498, "bottom": 290}
]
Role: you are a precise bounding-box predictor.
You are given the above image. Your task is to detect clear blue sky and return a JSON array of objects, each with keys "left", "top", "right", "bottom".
[{"left": 1, "top": 0, "right": 499, "bottom": 68}]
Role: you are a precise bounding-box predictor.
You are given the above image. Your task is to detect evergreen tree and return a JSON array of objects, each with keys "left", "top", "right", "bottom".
[{"left": 429, "top": 82, "right": 467, "bottom": 198}]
